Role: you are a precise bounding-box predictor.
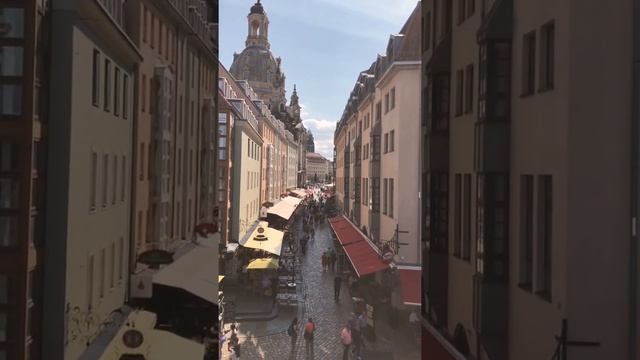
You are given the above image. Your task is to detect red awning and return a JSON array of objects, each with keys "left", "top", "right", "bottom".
[
  {"left": 329, "top": 216, "right": 389, "bottom": 277},
  {"left": 423, "top": 327, "right": 458, "bottom": 360},
  {"left": 329, "top": 216, "right": 362, "bottom": 246},
  {"left": 342, "top": 240, "right": 389, "bottom": 277},
  {"left": 398, "top": 268, "right": 421, "bottom": 306}
]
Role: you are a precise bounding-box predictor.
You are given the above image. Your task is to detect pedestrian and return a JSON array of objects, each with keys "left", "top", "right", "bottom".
[
  {"left": 349, "top": 314, "right": 363, "bottom": 359},
  {"left": 288, "top": 317, "right": 299, "bottom": 353},
  {"left": 341, "top": 325, "right": 352, "bottom": 360},
  {"left": 226, "top": 324, "right": 237, "bottom": 352},
  {"left": 330, "top": 251, "right": 337, "bottom": 272},
  {"left": 334, "top": 275, "right": 343, "bottom": 301},
  {"left": 304, "top": 318, "right": 316, "bottom": 358},
  {"left": 321, "top": 253, "right": 327, "bottom": 272}
]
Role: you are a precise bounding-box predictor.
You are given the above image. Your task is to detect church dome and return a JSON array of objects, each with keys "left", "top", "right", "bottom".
[
  {"left": 231, "top": 46, "right": 281, "bottom": 84},
  {"left": 250, "top": 1, "right": 264, "bottom": 15}
]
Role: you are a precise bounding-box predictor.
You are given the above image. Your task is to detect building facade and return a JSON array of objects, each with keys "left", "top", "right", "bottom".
[
  {"left": 305, "top": 152, "right": 330, "bottom": 183},
  {"left": 44, "top": 1, "right": 141, "bottom": 358},
  {"left": 0, "top": 1, "right": 51, "bottom": 358},
  {"left": 334, "top": 3, "right": 422, "bottom": 267},
  {"left": 421, "top": 0, "right": 637, "bottom": 359}
]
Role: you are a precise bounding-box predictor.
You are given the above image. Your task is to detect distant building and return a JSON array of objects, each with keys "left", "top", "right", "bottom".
[
  {"left": 306, "top": 132, "right": 315, "bottom": 153},
  {"left": 306, "top": 152, "right": 330, "bottom": 183}
]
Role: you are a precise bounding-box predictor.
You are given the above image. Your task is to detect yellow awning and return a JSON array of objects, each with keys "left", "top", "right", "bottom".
[
  {"left": 247, "top": 258, "right": 279, "bottom": 270},
  {"left": 240, "top": 221, "right": 284, "bottom": 256}
]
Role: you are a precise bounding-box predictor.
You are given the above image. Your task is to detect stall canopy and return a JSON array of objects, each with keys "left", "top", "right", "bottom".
[
  {"left": 153, "top": 245, "right": 217, "bottom": 304},
  {"left": 329, "top": 216, "right": 364, "bottom": 246},
  {"left": 247, "top": 258, "right": 279, "bottom": 270},
  {"left": 290, "top": 189, "right": 307, "bottom": 198},
  {"left": 329, "top": 215, "right": 389, "bottom": 277},
  {"left": 267, "top": 196, "right": 302, "bottom": 220},
  {"left": 398, "top": 267, "right": 422, "bottom": 306},
  {"left": 240, "top": 221, "right": 284, "bottom": 256}
]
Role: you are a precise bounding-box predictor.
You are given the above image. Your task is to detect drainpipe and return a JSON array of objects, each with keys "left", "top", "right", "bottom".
[{"left": 631, "top": 0, "right": 639, "bottom": 357}]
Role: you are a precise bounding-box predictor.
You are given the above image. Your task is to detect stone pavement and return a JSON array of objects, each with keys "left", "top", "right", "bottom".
[{"left": 220, "top": 193, "right": 420, "bottom": 359}]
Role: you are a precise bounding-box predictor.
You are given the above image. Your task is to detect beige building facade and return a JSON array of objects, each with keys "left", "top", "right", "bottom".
[
  {"left": 334, "top": 3, "right": 422, "bottom": 267},
  {"left": 44, "top": 1, "right": 141, "bottom": 358},
  {"left": 306, "top": 152, "right": 330, "bottom": 183},
  {"left": 421, "top": 0, "right": 637, "bottom": 359}
]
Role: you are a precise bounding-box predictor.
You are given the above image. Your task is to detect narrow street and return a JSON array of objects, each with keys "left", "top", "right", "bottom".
[{"left": 220, "top": 194, "right": 421, "bottom": 359}]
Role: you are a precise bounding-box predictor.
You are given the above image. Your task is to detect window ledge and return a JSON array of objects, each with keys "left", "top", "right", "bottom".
[
  {"left": 520, "top": 92, "right": 535, "bottom": 98},
  {"left": 518, "top": 283, "right": 532, "bottom": 292},
  {"left": 535, "top": 290, "right": 551, "bottom": 302}
]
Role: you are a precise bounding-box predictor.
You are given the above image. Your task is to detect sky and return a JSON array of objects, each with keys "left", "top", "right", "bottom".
[{"left": 220, "top": 0, "right": 419, "bottom": 159}]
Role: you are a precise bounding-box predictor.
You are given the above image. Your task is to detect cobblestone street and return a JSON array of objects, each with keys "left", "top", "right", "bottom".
[
  {"left": 221, "top": 195, "right": 421, "bottom": 360},
  {"left": 221, "top": 214, "right": 355, "bottom": 360}
]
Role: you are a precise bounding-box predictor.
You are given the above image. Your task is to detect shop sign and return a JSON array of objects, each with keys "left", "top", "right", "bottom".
[
  {"left": 130, "top": 274, "right": 153, "bottom": 298},
  {"left": 382, "top": 249, "right": 394, "bottom": 264},
  {"left": 138, "top": 249, "right": 173, "bottom": 266},
  {"left": 122, "top": 329, "right": 144, "bottom": 348}
]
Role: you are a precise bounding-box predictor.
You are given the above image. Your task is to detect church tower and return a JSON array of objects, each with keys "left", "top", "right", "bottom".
[
  {"left": 246, "top": 0, "right": 269, "bottom": 49},
  {"left": 289, "top": 84, "right": 301, "bottom": 120}
]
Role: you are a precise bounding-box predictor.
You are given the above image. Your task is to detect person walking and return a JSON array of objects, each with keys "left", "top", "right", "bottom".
[
  {"left": 330, "top": 250, "right": 337, "bottom": 272},
  {"left": 334, "top": 275, "right": 343, "bottom": 301},
  {"left": 341, "top": 325, "right": 352, "bottom": 360},
  {"left": 321, "top": 252, "right": 327, "bottom": 272},
  {"left": 304, "top": 318, "right": 316, "bottom": 359},
  {"left": 288, "top": 317, "right": 299, "bottom": 354}
]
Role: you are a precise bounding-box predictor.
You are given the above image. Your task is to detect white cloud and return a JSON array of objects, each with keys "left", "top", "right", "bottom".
[
  {"left": 300, "top": 103, "right": 310, "bottom": 118},
  {"left": 314, "top": 0, "right": 418, "bottom": 26},
  {"left": 303, "top": 118, "right": 337, "bottom": 131}
]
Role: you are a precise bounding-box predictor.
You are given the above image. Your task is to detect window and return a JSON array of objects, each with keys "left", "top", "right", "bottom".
[
  {"left": 390, "top": 130, "right": 395, "bottom": 152},
  {"left": 123, "top": 74, "right": 129, "bottom": 119},
  {"left": 159, "top": 23, "right": 163, "bottom": 55},
  {"left": 456, "top": 69, "right": 464, "bottom": 116},
  {"left": 119, "top": 237, "right": 124, "bottom": 281},
  {"left": 189, "top": 150, "right": 193, "bottom": 185},
  {"left": 104, "top": 59, "right": 111, "bottom": 111},
  {"left": 90, "top": 152, "right": 97, "bottom": 210},
  {"left": 390, "top": 87, "right": 396, "bottom": 110},
  {"left": 0, "top": 84, "right": 22, "bottom": 115},
  {"left": 112, "top": 156, "right": 117, "bottom": 204},
  {"left": 111, "top": 68, "right": 119, "bottom": 118},
  {"left": 151, "top": 14, "right": 155, "bottom": 49},
  {"left": 467, "top": 0, "right": 475, "bottom": 18},
  {"left": 102, "top": 154, "right": 108, "bottom": 207},
  {"left": 454, "top": 174, "right": 461, "bottom": 256},
  {"left": 539, "top": 21, "right": 555, "bottom": 91},
  {"left": 143, "top": 6, "right": 147, "bottom": 43},
  {"left": 458, "top": 0, "right": 466, "bottom": 24},
  {"left": 0, "top": 8, "right": 25, "bottom": 39},
  {"left": 383, "top": 178, "right": 388, "bottom": 215},
  {"left": 536, "top": 175, "right": 552, "bottom": 299},
  {"left": 99, "top": 248, "right": 105, "bottom": 298},
  {"left": 376, "top": 102, "right": 382, "bottom": 122},
  {"left": 0, "top": 176, "right": 18, "bottom": 209},
  {"left": 139, "top": 144, "right": 144, "bottom": 180},
  {"left": 141, "top": 74, "right": 146, "bottom": 112},
  {"left": 522, "top": 31, "right": 536, "bottom": 96},
  {"left": 424, "top": 11, "right": 431, "bottom": 51},
  {"left": 120, "top": 155, "right": 125, "bottom": 201},
  {"left": 177, "top": 149, "right": 182, "bottom": 185},
  {"left": 0, "top": 46, "right": 23, "bottom": 76},
  {"left": 110, "top": 242, "right": 115, "bottom": 288},
  {"left": 462, "top": 174, "right": 471, "bottom": 260},
  {"left": 465, "top": 64, "right": 474, "bottom": 113},
  {"left": 384, "top": 133, "right": 389, "bottom": 153},
  {"left": 519, "top": 175, "right": 533, "bottom": 289},
  {"left": 149, "top": 78, "right": 154, "bottom": 115},
  {"left": 87, "top": 255, "right": 94, "bottom": 309},
  {"left": 0, "top": 215, "right": 16, "bottom": 247},
  {"left": 0, "top": 274, "right": 7, "bottom": 304},
  {"left": 384, "top": 93, "right": 389, "bottom": 114},
  {"left": 389, "top": 178, "right": 394, "bottom": 218}
]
